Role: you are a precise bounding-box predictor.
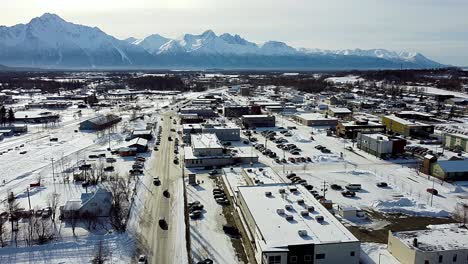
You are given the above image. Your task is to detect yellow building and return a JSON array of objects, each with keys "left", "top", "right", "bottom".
[{"left": 382, "top": 115, "right": 434, "bottom": 137}]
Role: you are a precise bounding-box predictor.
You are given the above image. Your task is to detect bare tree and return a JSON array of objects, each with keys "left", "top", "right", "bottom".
[
  {"left": 0, "top": 217, "right": 8, "bottom": 247},
  {"left": 31, "top": 217, "right": 55, "bottom": 244},
  {"left": 6, "top": 194, "right": 20, "bottom": 233},
  {"left": 454, "top": 202, "right": 468, "bottom": 227},
  {"left": 92, "top": 240, "right": 109, "bottom": 264},
  {"left": 47, "top": 192, "right": 60, "bottom": 222},
  {"left": 109, "top": 176, "right": 131, "bottom": 232}
]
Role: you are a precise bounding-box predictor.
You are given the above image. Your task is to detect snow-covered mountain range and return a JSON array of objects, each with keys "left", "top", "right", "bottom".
[{"left": 0, "top": 13, "right": 445, "bottom": 69}]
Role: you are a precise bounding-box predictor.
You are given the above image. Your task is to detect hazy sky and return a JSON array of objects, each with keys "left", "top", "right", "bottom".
[{"left": 2, "top": 0, "right": 468, "bottom": 65}]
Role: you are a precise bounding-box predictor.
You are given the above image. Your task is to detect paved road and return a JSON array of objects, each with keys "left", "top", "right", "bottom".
[{"left": 139, "top": 111, "right": 185, "bottom": 264}]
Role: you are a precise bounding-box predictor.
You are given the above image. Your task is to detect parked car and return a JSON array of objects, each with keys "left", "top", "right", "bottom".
[
  {"left": 330, "top": 184, "right": 342, "bottom": 190},
  {"left": 159, "top": 218, "right": 168, "bottom": 230},
  {"left": 153, "top": 177, "right": 161, "bottom": 186},
  {"left": 222, "top": 225, "right": 240, "bottom": 237},
  {"left": 138, "top": 255, "right": 148, "bottom": 264},
  {"left": 426, "top": 188, "right": 438, "bottom": 195},
  {"left": 197, "top": 259, "right": 214, "bottom": 264},
  {"left": 19, "top": 151, "right": 27, "bottom": 154},
  {"left": 345, "top": 184, "right": 362, "bottom": 191},
  {"left": 163, "top": 189, "right": 170, "bottom": 198},
  {"left": 190, "top": 210, "right": 203, "bottom": 219},
  {"left": 341, "top": 190, "right": 356, "bottom": 197},
  {"left": 376, "top": 182, "right": 388, "bottom": 188},
  {"left": 209, "top": 170, "right": 218, "bottom": 176}
]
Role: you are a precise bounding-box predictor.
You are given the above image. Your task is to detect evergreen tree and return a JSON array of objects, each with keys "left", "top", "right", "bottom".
[
  {"left": 0, "top": 106, "right": 6, "bottom": 126},
  {"left": 7, "top": 108, "right": 14, "bottom": 125}
]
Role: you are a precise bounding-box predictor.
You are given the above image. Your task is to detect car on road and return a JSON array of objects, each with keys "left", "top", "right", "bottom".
[
  {"left": 153, "top": 177, "right": 161, "bottom": 186},
  {"left": 163, "top": 189, "right": 170, "bottom": 198},
  {"left": 345, "top": 184, "right": 362, "bottom": 191},
  {"left": 138, "top": 255, "right": 148, "bottom": 264},
  {"left": 426, "top": 188, "right": 438, "bottom": 195},
  {"left": 341, "top": 190, "right": 356, "bottom": 197},
  {"left": 209, "top": 169, "right": 218, "bottom": 176},
  {"left": 376, "top": 182, "right": 388, "bottom": 188},
  {"left": 222, "top": 225, "right": 240, "bottom": 238},
  {"left": 158, "top": 218, "right": 168, "bottom": 230},
  {"left": 19, "top": 151, "right": 27, "bottom": 154}
]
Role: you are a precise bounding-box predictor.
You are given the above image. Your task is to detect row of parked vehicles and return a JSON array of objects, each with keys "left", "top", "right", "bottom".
[
  {"left": 314, "top": 145, "right": 332, "bottom": 154},
  {"left": 154, "top": 126, "right": 163, "bottom": 151},
  {"left": 213, "top": 188, "right": 229, "bottom": 205},
  {"left": 129, "top": 156, "right": 146, "bottom": 175},
  {"left": 188, "top": 200, "right": 204, "bottom": 219}
]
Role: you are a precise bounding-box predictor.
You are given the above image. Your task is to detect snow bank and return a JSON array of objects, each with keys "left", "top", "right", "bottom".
[{"left": 372, "top": 197, "right": 450, "bottom": 217}]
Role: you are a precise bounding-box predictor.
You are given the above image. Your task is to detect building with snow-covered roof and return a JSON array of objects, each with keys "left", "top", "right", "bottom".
[
  {"left": 184, "top": 134, "right": 258, "bottom": 168},
  {"left": 327, "top": 107, "right": 352, "bottom": 120},
  {"left": 388, "top": 225, "right": 468, "bottom": 264},
  {"left": 236, "top": 183, "right": 360, "bottom": 264},
  {"left": 357, "top": 133, "right": 406, "bottom": 158},
  {"left": 79, "top": 114, "right": 121, "bottom": 131},
  {"left": 382, "top": 115, "right": 434, "bottom": 138},
  {"left": 241, "top": 114, "right": 276, "bottom": 128},
  {"left": 293, "top": 113, "right": 338, "bottom": 127}
]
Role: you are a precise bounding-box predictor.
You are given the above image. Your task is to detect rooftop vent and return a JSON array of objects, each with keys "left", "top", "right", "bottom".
[
  {"left": 279, "top": 188, "right": 286, "bottom": 194},
  {"left": 288, "top": 187, "right": 298, "bottom": 193},
  {"left": 300, "top": 210, "right": 309, "bottom": 216},
  {"left": 315, "top": 215, "right": 324, "bottom": 222},
  {"left": 307, "top": 206, "right": 315, "bottom": 212},
  {"left": 276, "top": 208, "right": 285, "bottom": 215},
  {"left": 265, "top": 191, "right": 272, "bottom": 197},
  {"left": 297, "top": 199, "right": 305, "bottom": 205},
  {"left": 285, "top": 215, "right": 294, "bottom": 221},
  {"left": 298, "top": 230, "right": 308, "bottom": 237},
  {"left": 285, "top": 205, "right": 293, "bottom": 211}
]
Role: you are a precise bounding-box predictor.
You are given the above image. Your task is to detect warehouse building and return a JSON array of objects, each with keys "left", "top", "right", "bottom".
[
  {"left": 382, "top": 115, "right": 434, "bottom": 138},
  {"left": 241, "top": 115, "right": 276, "bottom": 128},
  {"left": 79, "top": 114, "right": 122, "bottom": 131},
  {"left": 236, "top": 183, "right": 360, "bottom": 264},
  {"left": 184, "top": 133, "right": 258, "bottom": 168},
  {"left": 431, "top": 159, "right": 468, "bottom": 181},
  {"left": 327, "top": 107, "right": 352, "bottom": 120},
  {"left": 223, "top": 105, "right": 251, "bottom": 118},
  {"left": 293, "top": 113, "right": 338, "bottom": 127},
  {"left": 388, "top": 226, "right": 468, "bottom": 264},
  {"left": 445, "top": 133, "right": 468, "bottom": 152},
  {"left": 357, "top": 133, "right": 406, "bottom": 158},
  {"left": 182, "top": 123, "right": 240, "bottom": 143},
  {"left": 180, "top": 107, "right": 217, "bottom": 118}
]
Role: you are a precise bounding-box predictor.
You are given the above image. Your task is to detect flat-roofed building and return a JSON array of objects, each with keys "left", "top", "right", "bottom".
[
  {"left": 327, "top": 107, "right": 352, "bottom": 120},
  {"left": 382, "top": 115, "right": 434, "bottom": 138},
  {"left": 184, "top": 133, "right": 258, "bottom": 168},
  {"left": 223, "top": 105, "right": 251, "bottom": 117},
  {"left": 357, "top": 133, "right": 406, "bottom": 158},
  {"left": 182, "top": 123, "right": 240, "bottom": 143},
  {"left": 180, "top": 107, "right": 217, "bottom": 118},
  {"left": 236, "top": 183, "right": 360, "bottom": 264},
  {"left": 241, "top": 115, "right": 275, "bottom": 128},
  {"left": 388, "top": 225, "right": 468, "bottom": 264},
  {"left": 293, "top": 113, "right": 338, "bottom": 127},
  {"left": 336, "top": 119, "right": 386, "bottom": 139}
]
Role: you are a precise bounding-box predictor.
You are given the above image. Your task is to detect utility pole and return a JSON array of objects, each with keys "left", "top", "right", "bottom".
[
  {"left": 430, "top": 176, "right": 435, "bottom": 207},
  {"left": 26, "top": 188, "right": 31, "bottom": 210},
  {"left": 321, "top": 181, "right": 328, "bottom": 198}
]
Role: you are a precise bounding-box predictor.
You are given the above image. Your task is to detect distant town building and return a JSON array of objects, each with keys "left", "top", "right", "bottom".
[
  {"left": 182, "top": 123, "right": 240, "bottom": 143},
  {"left": 293, "top": 113, "right": 339, "bottom": 127},
  {"left": 336, "top": 119, "right": 386, "bottom": 139},
  {"left": 79, "top": 114, "right": 121, "bottom": 131},
  {"left": 327, "top": 107, "right": 352, "bottom": 120},
  {"left": 241, "top": 115, "right": 276, "bottom": 128},
  {"left": 223, "top": 105, "right": 251, "bottom": 118}
]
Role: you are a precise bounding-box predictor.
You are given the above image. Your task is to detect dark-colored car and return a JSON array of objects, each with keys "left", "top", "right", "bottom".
[
  {"left": 426, "top": 188, "right": 438, "bottom": 195},
  {"left": 377, "top": 182, "right": 388, "bottom": 188},
  {"left": 163, "top": 189, "right": 170, "bottom": 198},
  {"left": 331, "top": 184, "right": 342, "bottom": 190},
  {"left": 153, "top": 177, "right": 161, "bottom": 186},
  {"left": 159, "top": 218, "right": 168, "bottom": 230},
  {"left": 223, "top": 225, "right": 240, "bottom": 238},
  {"left": 341, "top": 190, "right": 356, "bottom": 197}
]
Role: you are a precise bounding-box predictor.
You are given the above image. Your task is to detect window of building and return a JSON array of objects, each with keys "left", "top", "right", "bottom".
[
  {"left": 453, "top": 254, "right": 457, "bottom": 262},
  {"left": 439, "top": 255, "right": 443, "bottom": 263},
  {"left": 350, "top": 251, "right": 355, "bottom": 257},
  {"left": 267, "top": 255, "right": 281, "bottom": 264},
  {"left": 304, "top": 255, "right": 312, "bottom": 262},
  {"left": 424, "top": 261, "right": 429, "bottom": 264},
  {"left": 290, "top": 256, "right": 297, "bottom": 263},
  {"left": 316, "top": 253, "right": 326, "bottom": 259}
]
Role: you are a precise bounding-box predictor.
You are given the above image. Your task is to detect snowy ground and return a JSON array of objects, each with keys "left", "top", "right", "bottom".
[
  {"left": 0, "top": 95, "right": 174, "bottom": 263},
  {"left": 186, "top": 171, "right": 243, "bottom": 264}
]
